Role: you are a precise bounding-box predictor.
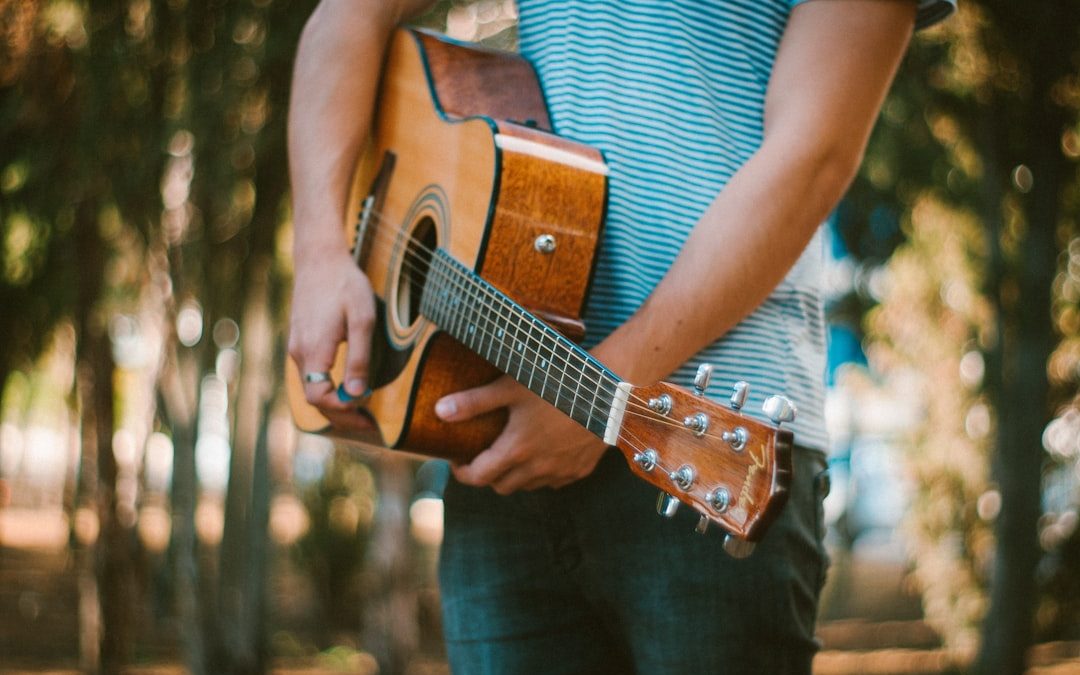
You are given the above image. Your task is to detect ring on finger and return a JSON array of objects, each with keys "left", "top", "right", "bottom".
[{"left": 303, "top": 371, "right": 332, "bottom": 384}]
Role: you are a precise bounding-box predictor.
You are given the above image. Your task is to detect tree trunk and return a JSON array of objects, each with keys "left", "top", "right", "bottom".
[
  {"left": 72, "top": 193, "right": 136, "bottom": 673},
  {"left": 213, "top": 256, "right": 274, "bottom": 674},
  {"left": 161, "top": 341, "right": 207, "bottom": 675},
  {"left": 975, "top": 28, "right": 1067, "bottom": 671},
  {"left": 90, "top": 335, "right": 137, "bottom": 674},
  {"left": 361, "top": 456, "right": 418, "bottom": 675}
]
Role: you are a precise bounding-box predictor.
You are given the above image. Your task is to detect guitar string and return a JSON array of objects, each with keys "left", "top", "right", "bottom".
[
  {"left": 350, "top": 205, "right": 751, "bottom": 444},
  {"left": 328, "top": 216, "right": 768, "bottom": 514},
  {"left": 372, "top": 234, "right": 757, "bottom": 502},
  {"left": 349, "top": 210, "right": 749, "bottom": 446},
  {"left": 354, "top": 204, "right": 632, "bottom": 406},
  {"left": 419, "top": 243, "right": 669, "bottom": 435},
  {"left": 355, "top": 201, "right": 641, "bottom": 405},
  {"left": 353, "top": 207, "right": 690, "bottom": 430}
]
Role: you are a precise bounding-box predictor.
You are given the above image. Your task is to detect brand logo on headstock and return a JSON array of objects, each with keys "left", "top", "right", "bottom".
[{"left": 737, "top": 445, "right": 767, "bottom": 512}]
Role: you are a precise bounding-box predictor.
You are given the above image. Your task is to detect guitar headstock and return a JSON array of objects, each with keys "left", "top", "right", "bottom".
[{"left": 614, "top": 370, "right": 794, "bottom": 556}]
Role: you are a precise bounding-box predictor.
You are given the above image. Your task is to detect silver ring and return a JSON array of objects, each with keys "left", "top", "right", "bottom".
[{"left": 303, "top": 371, "right": 332, "bottom": 384}]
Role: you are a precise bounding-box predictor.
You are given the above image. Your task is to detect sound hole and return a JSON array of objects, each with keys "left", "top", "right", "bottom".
[{"left": 395, "top": 215, "right": 437, "bottom": 333}]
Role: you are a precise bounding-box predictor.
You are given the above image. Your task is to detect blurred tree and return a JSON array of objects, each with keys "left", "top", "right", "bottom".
[
  {"left": 2, "top": 0, "right": 313, "bottom": 671},
  {"left": 849, "top": 2, "right": 1080, "bottom": 672},
  {"left": 2, "top": 0, "right": 166, "bottom": 668}
]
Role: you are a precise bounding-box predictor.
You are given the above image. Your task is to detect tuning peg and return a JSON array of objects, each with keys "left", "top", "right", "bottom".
[
  {"left": 730, "top": 381, "right": 749, "bottom": 411},
  {"left": 647, "top": 394, "right": 672, "bottom": 416},
  {"left": 669, "top": 465, "right": 696, "bottom": 491},
  {"left": 695, "top": 515, "right": 710, "bottom": 534},
  {"left": 722, "top": 534, "right": 756, "bottom": 559},
  {"left": 693, "top": 363, "right": 713, "bottom": 396},
  {"left": 762, "top": 395, "right": 797, "bottom": 426},
  {"left": 657, "top": 492, "right": 681, "bottom": 518}
]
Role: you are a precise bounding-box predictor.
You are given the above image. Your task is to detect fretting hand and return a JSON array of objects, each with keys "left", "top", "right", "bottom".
[{"left": 435, "top": 375, "right": 610, "bottom": 494}]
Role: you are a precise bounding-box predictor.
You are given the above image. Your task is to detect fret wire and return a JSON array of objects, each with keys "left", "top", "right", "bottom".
[
  {"left": 489, "top": 278, "right": 512, "bottom": 372},
  {"left": 364, "top": 216, "right": 711, "bottom": 443},
  {"left": 431, "top": 251, "right": 618, "bottom": 390},
  {"left": 447, "top": 255, "right": 471, "bottom": 350},
  {"left": 476, "top": 280, "right": 493, "bottom": 362},
  {"left": 420, "top": 251, "right": 620, "bottom": 434},
  {"left": 465, "top": 267, "right": 481, "bottom": 352},
  {"left": 369, "top": 218, "right": 708, "bottom": 442},
  {"left": 507, "top": 292, "right": 528, "bottom": 377},
  {"left": 572, "top": 354, "right": 588, "bottom": 429},
  {"left": 498, "top": 288, "right": 519, "bottom": 375},
  {"left": 478, "top": 263, "right": 499, "bottom": 364},
  {"left": 529, "top": 322, "right": 556, "bottom": 406},
  {"left": 418, "top": 256, "right": 441, "bottom": 322},
  {"left": 535, "top": 319, "right": 563, "bottom": 406},
  {"left": 537, "top": 323, "right": 551, "bottom": 402},
  {"left": 365, "top": 211, "right": 633, "bottom": 424},
  {"left": 524, "top": 315, "right": 538, "bottom": 392},
  {"left": 552, "top": 338, "right": 568, "bottom": 415},
  {"left": 512, "top": 300, "right": 526, "bottom": 383}
]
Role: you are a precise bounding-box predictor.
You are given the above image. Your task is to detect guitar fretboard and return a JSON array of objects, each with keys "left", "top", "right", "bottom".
[{"left": 420, "top": 249, "right": 620, "bottom": 439}]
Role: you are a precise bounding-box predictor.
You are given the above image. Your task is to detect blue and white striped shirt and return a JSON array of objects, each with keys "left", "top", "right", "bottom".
[{"left": 517, "top": 0, "right": 954, "bottom": 451}]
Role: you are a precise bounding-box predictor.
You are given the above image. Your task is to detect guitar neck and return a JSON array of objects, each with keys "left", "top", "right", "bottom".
[{"left": 421, "top": 249, "right": 622, "bottom": 440}]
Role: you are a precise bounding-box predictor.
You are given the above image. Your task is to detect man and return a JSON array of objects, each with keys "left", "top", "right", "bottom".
[{"left": 287, "top": 0, "right": 954, "bottom": 672}]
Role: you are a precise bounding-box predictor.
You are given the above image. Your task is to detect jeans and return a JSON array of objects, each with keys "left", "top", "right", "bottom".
[{"left": 439, "top": 447, "right": 830, "bottom": 675}]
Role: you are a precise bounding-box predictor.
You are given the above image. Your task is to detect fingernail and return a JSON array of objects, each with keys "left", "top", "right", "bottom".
[
  {"left": 346, "top": 378, "right": 367, "bottom": 396},
  {"left": 337, "top": 384, "right": 357, "bottom": 403},
  {"left": 435, "top": 397, "right": 456, "bottom": 419}
]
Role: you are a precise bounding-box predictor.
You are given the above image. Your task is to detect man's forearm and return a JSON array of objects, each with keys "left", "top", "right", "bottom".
[
  {"left": 287, "top": 0, "right": 436, "bottom": 403},
  {"left": 592, "top": 129, "right": 852, "bottom": 385},
  {"left": 288, "top": 1, "right": 417, "bottom": 262},
  {"left": 592, "top": 0, "right": 916, "bottom": 385}
]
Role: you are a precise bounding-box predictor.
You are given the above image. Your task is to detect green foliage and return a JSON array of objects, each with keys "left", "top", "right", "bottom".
[
  {"left": 854, "top": 1, "right": 1080, "bottom": 661},
  {"left": 866, "top": 198, "right": 996, "bottom": 655},
  {"left": 0, "top": 0, "right": 317, "bottom": 381}
]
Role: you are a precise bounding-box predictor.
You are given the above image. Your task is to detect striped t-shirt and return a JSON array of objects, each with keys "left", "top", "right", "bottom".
[{"left": 516, "top": 0, "right": 955, "bottom": 451}]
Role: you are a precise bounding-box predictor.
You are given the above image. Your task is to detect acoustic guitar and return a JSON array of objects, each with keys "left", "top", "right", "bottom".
[{"left": 286, "top": 27, "right": 794, "bottom": 555}]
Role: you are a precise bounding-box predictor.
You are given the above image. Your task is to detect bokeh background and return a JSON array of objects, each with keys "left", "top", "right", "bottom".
[{"left": 1, "top": 1, "right": 1079, "bottom": 673}]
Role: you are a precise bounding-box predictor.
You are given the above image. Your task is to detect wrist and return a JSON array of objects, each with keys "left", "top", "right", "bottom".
[
  {"left": 292, "top": 211, "right": 350, "bottom": 265},
  {"left": 294, "top": 241, "right": 350, "bottom": 264}
]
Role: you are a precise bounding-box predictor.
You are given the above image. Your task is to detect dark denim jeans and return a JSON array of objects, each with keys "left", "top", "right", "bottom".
[{"left": 438, "top": 446, "right": 829, "bottom": 675}]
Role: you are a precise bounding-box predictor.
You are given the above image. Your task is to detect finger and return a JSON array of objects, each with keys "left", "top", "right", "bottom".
[
  {"left": 295, "top": 368, "right": 367, "bottom": 413},
  {"left": 435, "top": 376, "right": 518, "bottom": 422},
  {"left": 298, "top": 365, "right": 339, "bottom": 408},
  {"left": 317, "top": 387, "right": 363, "bottom": 412},
  {"left": 341, "top": 297, "right": 374, "bottom": 398},
  {"left": 490, "top": 457, "right": 575, "bottom": 494},
  {"left": 488, "top": 465, "right": 535, "bottom": 496},
  {"left": 451, "top": 439, "right": 519, "bottom": 488},
  {"left": 288, "top": 333, "right": 337, "bottom": 379},
  {"left": 288, "top": 325, "right": 342, "bottom": 408}
]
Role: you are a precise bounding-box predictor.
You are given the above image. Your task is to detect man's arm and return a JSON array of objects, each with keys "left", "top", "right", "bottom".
[
  {"left": 288, "top": 0, "right": 434, "bottom": 413},
  {"left": 592, "top": 0, "right": 917, "bottom": 383},
  {"left": 439, "top": 0, "right": 918, "bottom": 493}
]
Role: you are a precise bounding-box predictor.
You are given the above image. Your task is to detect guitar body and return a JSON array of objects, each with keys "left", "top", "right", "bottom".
[
  {"left": 286, "top": 28, "right": 608, "bottom": 464},
  {"left": 288, "top": 28, "right": 793, "bottom": 547}
]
